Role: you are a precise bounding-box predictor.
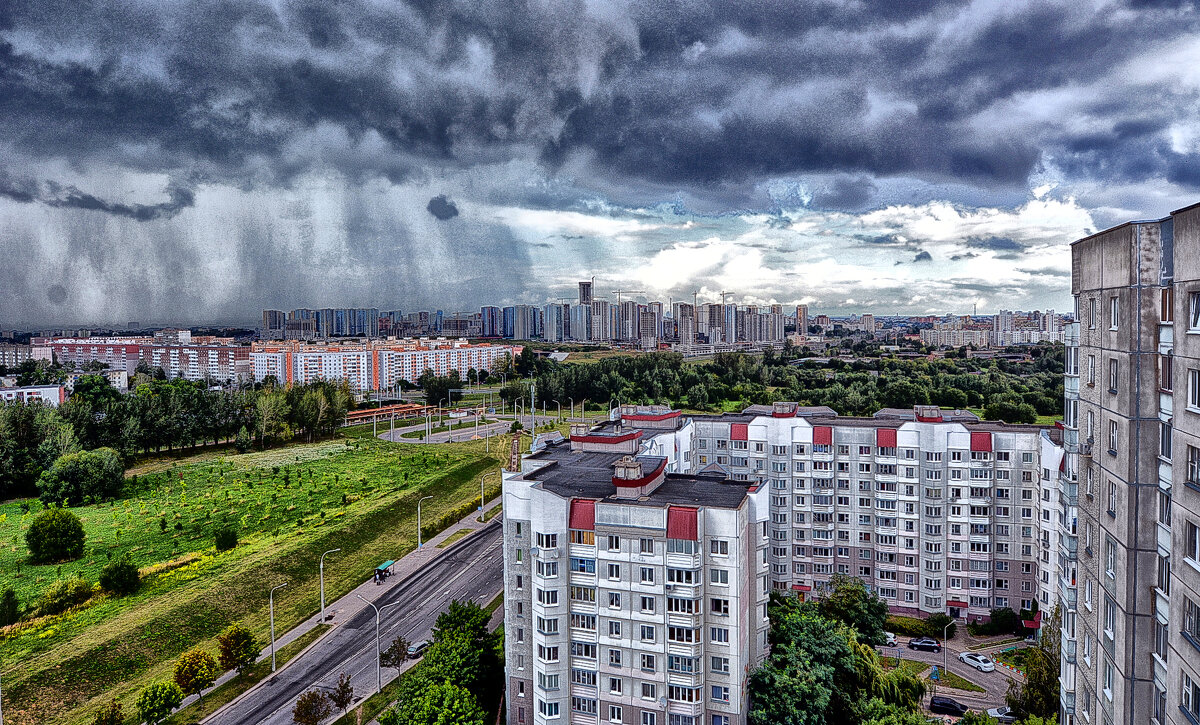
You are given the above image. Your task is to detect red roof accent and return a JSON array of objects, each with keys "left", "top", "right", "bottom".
[
  {"left": 666, "top": 506, "right": 699, "bottom": 540},
  {"left": 571, "top": 430, "right": 643, "bottom": 445},
  {"left": 876, "top": 428, "right": 897, "bottom": 448},
  {"left": 947, "top": 599, "right": 970, "bottom": 608},
  {"left": 622, "top": 410, "right": 682, "bottom": 422},
  {"left": 970, "top": 431, "right": 993, "bottom": 452},
  {"left": 915, "top": 411, "right": 943, "bottom": 422},
  {"left": 813, "top": 426, "right": 833, "bottom": 446},
  {"left": 612, "top": 457, "right": 668, "bottom": 488},
  {"left": 569, "top": 499, "right": 596, "bottom": 530},
  {"left": 792, "top": 583, "right": 812, "bottom": 592},
  {"left": 1022, "top": 612, "right": 1043, "bottom": 629},
  {"left": 731, "top": 423, "right": 749, "bottom": 441}
]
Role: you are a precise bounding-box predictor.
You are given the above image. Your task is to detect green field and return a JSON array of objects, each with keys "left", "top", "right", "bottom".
[{"left": 0, "top": 435, "right": 503, "bottom": 725}]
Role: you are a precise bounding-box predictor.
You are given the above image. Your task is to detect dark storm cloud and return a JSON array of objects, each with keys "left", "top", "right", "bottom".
[
  {"left": 913, "top": 251, "right": 933, "bottom": 263},
  {"left": 426, "top": 195, "right": 459, "bottom": 220},
  {"left": 2, "top": 0, "right": 1197, "bottom": 199},
  {"left": 965, "top": 236, "right": 1023, "bottom": 252},
  {"left": 0, "top": 174, "right": 194, "bottom": 221}
]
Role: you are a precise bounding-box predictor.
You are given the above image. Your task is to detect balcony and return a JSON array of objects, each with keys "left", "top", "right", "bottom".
[
  {"left": 533, "top": 546, "right": 561, "bottom": 560},
  {"left": 1060, "top": 535, "right": 1078, "bottom": 560}
]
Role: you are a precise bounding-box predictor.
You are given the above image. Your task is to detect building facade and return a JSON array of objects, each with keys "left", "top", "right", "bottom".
[
  {"left": 1060, "top": 201, "right": 1200, "bottom": 725},
  {"left": 503, "top": 412, "right": 770, "bottom": 725}
]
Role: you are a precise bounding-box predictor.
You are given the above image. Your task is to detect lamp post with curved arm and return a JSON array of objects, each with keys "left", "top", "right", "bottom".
[
  {"left": 320, "top": 549, "right": 341, "bottom": 619},
  {"left": 356, "top": 595, "right": 404, "bottom": 694},
  {"left": 269, "top": 582, "right": 289, "bottom": 671}
]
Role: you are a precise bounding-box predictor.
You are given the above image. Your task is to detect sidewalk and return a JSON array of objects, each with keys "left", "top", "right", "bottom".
[{"left": 188, "top": 494, "right": 504, "bottom": 721}]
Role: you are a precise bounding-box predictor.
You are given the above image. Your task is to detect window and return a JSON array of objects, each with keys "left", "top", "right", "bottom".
[
  {"left": 609, "top": 677, "right": 622, "bottom": 695},
  {"left": 711, "top": 598, "right": 730, "bottom": 616},
  {"left": 1088, "top": 355, "right": 1096, "bottom": 385},
  {"left": 640, "top": 595, "right": 655, "bottom": 613},
  {"left": 1103, "top": 658, "right": 1114, "bottom": 701},
  {"left": 571, "top": 697, "right": 596, "bottom": 714},
  {"left": 1162, "top": 351, "right": 1175, "bottom": 392},
  {"left": 608, "top": 535, "right": 620, "bottom": 551},
  {"left": 536, "top": 533, "right": 558, "bottom": 549},
  {"left": 1163, "top": 286, "right": 1175, "bottom": 322},
  {"left": 710, "top": 627, "right": 729, "bottom": 643},
  {"left": 1191, "top": 369, "right": 1200, "bottom": 410},
  {"left": 608, "top": 592, "right": 621, "bottom": 608},
  {"left": 1107, "top": 480, "right": 1117, "bottom": 515},
  {"left": 641, "top": 653, "right": 656, "bottom": 671},
  {"left": 640, "top": 537, "right": 654, "bottom": 554},
  {"left": 1190, "top": 445, "right": 1200, "bottom": 485},
  {"left": 538, "top": 700, "right": 560, "bottom": 718},
  {"left": 609, "top": 649, "right": 622, "bottom": 666},
  {"left": 1109, "top": 420, "right": 1118, "bottom": 453},
  {"left": 609, "top": 621, "right": 621, "bottom": 637},
  {"left": 537, "top": 560, "right": 559, "bottom": 578},
  {"left": 1105, "top": 537, "right": 1116, "bottom": 578},
  {"left": 537, "top": 589, "right": 559, "bottom": 606},
  {"left": 640, "top": 567, "right": 655, "bottom": 584},
  {"left": 711, "top": 686, "right": 730, "bottom": 703},
  {"left": 1110, "top": 296, "right": 1119, "bottom": 330},
  {"left": 608, "top": 563, "right": 620, "bottom": 580},
  {"left": 711, "top": 655, "right": 730, "bottom": 673},
  {"left": 710, "top": 540, "right": 729, "bottom": 556},
  {"left": 641, "top": 625, "right": 655, "bottom": 642},
  {"left": 1108, "top": 358, "right": 1119, "bottom": 392},
  {"left": 1187, "top": 598, "right": 1200, "bottom": 642},
  {"left": 642, "top": 714, "right": 656, "bottom": 725},
  {"left": 1191, "top": 291, "right": 1200, "bottom": 330},
  {"left": 1189, "top": 521, "right": 1200, "bottom": 562},
  {"left": 710, "top": 568, "right": 729, "bottom": 585},
  {"left": 642, "top": 683, "right": 656, "bottom": 700},
  {"left": 1185, "top": 672, "right": 1200, "bottom": 720},
  {"left": 1089, "top": 298, "right": 1097, "bottom": 329}
]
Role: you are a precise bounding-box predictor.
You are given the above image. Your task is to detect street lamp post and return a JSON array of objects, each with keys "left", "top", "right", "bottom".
[
  {"left": 269, "top": 582, "right": 289, "bottom": 671},
  {"left": 479, "top": 472, "right": 496, "bottom": 520},
  {"left": 417, "top": 495, "right": 434, "bottom": 547},
  {"left": 320, "top": 549, "right": 341, "bottom": 619},
  {"left": 943, "top": 620, "right": 952, "bottom": 677},
  {"left": 568, "top": 397, "right": 574, "bottom": 421},
  {"left": 355, "top": 596, "right": 404, "bottom": 694}
]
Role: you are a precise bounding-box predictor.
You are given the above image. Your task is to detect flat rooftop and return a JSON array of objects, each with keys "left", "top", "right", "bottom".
[{"left": 520, "top": 441, "right": 753, "bottom": 509}]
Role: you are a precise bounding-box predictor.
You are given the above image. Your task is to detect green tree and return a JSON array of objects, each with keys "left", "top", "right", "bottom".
[
  {"left": 984, "top": 398, "right": 1038, "bottom": 424},
  {"left": 1007, "top": 607, "right": 1062, "bottom": 720},
  {"left": 925, "top": 612, "right": 956, "bottom": 639},
  {"left": 99, "top": 554, "right": 141, "bottom": 595},
  {"left": 34, "top": 576, "right": 94, "bottom": 616},
  {"left": 859, "top": 697, "right": 935, "bottom": 725},
  {"left": 0, "top": 587, "right": 19, "bottom": 625},
  {"left": 330, "top": 672, "right": 354, "bottom": 714},
  {"left": 36, "top": 446, "right": 124, "bottom": 505},
  {"left": 174, "top": 647, "right": 219, "bottom": 700},
  {"left": 25, "top": 507, "right": 86, "bottom": 562},
  {"left": 234, "top": 425, "right": 252, "bottom": 453},
  {"left": 214, "top": 525, "right": 238, "bottom": 551},
  {"left": 392, "top": 680, "right": 486, "bottom": 725},
  {"left": 292, "top": 690, "right": 333, "bottom": 725},
  {"left": 960, "top": 713, "right": 1000, "bottom": 725},
  {"left": 91, "top": 699, "right": 123, "bottom": 725},
  {"left": 137, "top": 681, "right": 183, "bottom": 725},
  {"left": 217, "top": 622, "right": 260, "bottom": 674},
  {"left": 380, "top": 635, "right": 411, "bottom": 670},
  {"left": 819, "top": 574, "right": 889, "bottom": 645}
]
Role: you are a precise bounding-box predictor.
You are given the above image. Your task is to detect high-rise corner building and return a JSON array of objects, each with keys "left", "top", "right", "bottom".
[{"left": 1061, "top": 201, "right": 1200, "bottom": 725}]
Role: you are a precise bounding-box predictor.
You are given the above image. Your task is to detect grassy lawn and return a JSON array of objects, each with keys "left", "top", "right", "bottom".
[
  {"left": 436, "top": 528, "right": 474, "bottom": 549},
  {"left": 161, "top": 623, "right": 330, "bottom": 724},
  {"left": 930, "top": 668, "right": 986, "bottom": 693},
  {"left": 0, "top": 436, "right": 503, "bottom": 725},
  {"left": 881, "top": 659, "right": 928, "bottom": 678}
]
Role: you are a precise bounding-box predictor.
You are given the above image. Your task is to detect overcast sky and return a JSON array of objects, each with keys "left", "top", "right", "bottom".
[{"left": 3, "top": 0, "right": 1199, "bottom": 327}]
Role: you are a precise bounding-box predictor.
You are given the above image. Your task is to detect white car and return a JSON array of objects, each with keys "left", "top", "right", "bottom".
[
  {"left": 986, "top": 706, "right": 1019, "bottom": 723},
  {"left": 958, "top": 652, "right": 995, "bottom": 672},
  {"left": 884, "top": 631, "right": 898, "bottom": 646}
]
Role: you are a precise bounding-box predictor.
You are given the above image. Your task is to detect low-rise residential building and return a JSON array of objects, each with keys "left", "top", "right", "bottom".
[{"left": 0, "top": 384, "right": 66, "bottom": 406}]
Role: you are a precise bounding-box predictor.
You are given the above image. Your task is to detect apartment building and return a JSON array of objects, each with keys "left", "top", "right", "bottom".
[
  {"left": 688, "top": 403, "right": 1061, "bottom": 619},
  {"left": 1061, "top": 201, "right": 1200, "bottom": 725},
  {"left": 250, "top": 338, "right": 518, "bottom": 391},
  {"left": 503, "top": 413, "right": 771, "bottom": 725}
]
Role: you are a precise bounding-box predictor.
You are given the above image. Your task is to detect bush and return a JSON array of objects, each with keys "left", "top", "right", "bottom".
[
  {"left": 234, "top": 425, "right": 253, "bottom": 453},
  {"left": 100, "top": 555, "right": 141, "bottom": 596},
  {"left": 968, "top": 607, "right": 1021, "bottom": 636},
  {"left": 926, "top": 612, "right": 957, "bottom": 640},
  {"left": 214, "top": 526, "right": 238, "bottom": 551},
  {"left": 36, "top": 447, "right": 124, "bottom": 506},
  {"left": 885, "top": 613, "right": 957, "bottom": 640},
  {"left": 91, "top": 699, "right": 123, "bottom": 725},
  {"left": 217, "top": 622, "right": 260, "bottom": 674},
  {"left": 25, "top": 507, "right": 86, "bottom": 562},
  {"left": 0, "top": 587, "right": 20, "bottom": 626},
  {"left": 35, "top": 576, "right": 95, "bottom": 617}
]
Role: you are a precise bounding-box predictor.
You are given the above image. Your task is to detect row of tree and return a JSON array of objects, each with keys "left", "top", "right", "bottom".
[
  {"left": 0, "top": 376, "right": 353, "bottom": 499},
  {"left": 522, "top": 348, "right": 1062, "bottom": 419}
]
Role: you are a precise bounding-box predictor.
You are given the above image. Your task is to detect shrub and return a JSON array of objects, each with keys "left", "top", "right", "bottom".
[
  {"left": 968, "top": 607, "right": 1021, "bottom": 636},
  {"left": 885, "top": 613, "right": 957, "bottom": 640},
  {"left": 100, "top": 555, "right": 141, "bottom": 596},
  {"left": 137, "top": 681, "right": 183, "bottom": 724},
  {"left": 292, "top": 690, "right": 333, "bottom": 725},
  {"left": 36, "top": 447, "right": 125, "bottom": 506},
  {"left": 926, "top": 612, "right": 957, "bottom": 640},
  {"left": 25, "top": 507, "right": 86, "bottom": 563},
  {"left": 35, "top": 576, "right": 95, "bottom": 617},
  {"left": 0, "top": 587, "right": 20, "bottom": 626},
  {"left": 214, "top": 526, "right": 238, "bottom": 551},
  {"left": 91, "top": 699, "right": 123, "bottom": 725}
]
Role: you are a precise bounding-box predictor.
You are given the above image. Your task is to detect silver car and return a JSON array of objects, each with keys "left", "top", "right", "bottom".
[
  {"left": 986, "top": 706, "right": 1019, "bottom": 723},
  {"left": 958, "top": 652, "right": 995, "bottom": 672}
]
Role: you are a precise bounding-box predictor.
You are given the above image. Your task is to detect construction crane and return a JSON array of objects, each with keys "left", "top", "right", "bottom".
[
  {"left": 612, "top": 290, "right": 646, "bottom": 342},
  {"left": 613, "top": 289, "right": 645, "bottom": 308}
]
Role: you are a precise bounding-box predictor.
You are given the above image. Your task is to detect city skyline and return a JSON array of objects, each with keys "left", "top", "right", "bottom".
[{"left": 4, "top": 3, "right": 1200, "bottom": 325}]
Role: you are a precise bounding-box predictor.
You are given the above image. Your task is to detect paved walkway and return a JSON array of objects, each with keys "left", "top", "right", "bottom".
[
  {"left": 182, "top": 494, "right": 504, "bottom": 721},
  {"left": 880, "top": 633, "right": 1029, "bottom": 716}
]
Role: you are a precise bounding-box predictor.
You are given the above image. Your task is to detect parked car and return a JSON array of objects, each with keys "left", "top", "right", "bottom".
[
  {"left": 958, "top": 652, "right": 996, "bottom": 672},
  {"left": 928, "top": 696, "right": 969, "bottom": 716},
  {"left": 986, "top": 706, "right": 1020, "bottom": 723},
  {"left": 884, "top": 631, "right": 898, "bottom": 646},
  {"left": 908, "top": 636, "right": 942, "bottom": 652},
  {"left": 406, "top": 640, "right": 431, "bottom": 658}
]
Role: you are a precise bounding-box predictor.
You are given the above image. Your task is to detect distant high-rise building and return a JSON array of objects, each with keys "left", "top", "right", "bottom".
[
  {"left": 512, "top": 305, "right": 536, "bottom": 341},
  {"left": 578, "top": 280, "right": 593, "bottom": 306},
  {"left": 542, "top": 303, "right": 565, "bottom": 342},
  {"left": 590, "top": 299, "right": 611, "bottom": 341},
  {"left": 674, "top": 302, "right": 696, "bottom": 344},
  {"left": 569, "top": 304, "right": 591, "bottom": 341},
  {"left": 262, "top": 310, "right": 286, "bottom": 338},
  {"left": 480, "top": 306, "right": 501, "bottom": 337},
  {"left": 796, "top": 304, "right": 809, "bottom": 334},
  {"left": 502, "top": 307, "right": 515, "bottom": 338}
]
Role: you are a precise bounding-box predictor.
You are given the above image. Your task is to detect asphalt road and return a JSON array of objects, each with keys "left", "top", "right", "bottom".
[
  {"left": 211, "top": 521, "right": 504, "bottom": 725},
  {"left": 879, "top": 636, "right": 1023, "bottom": 714}
]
